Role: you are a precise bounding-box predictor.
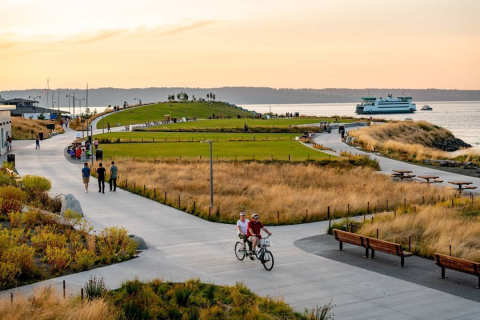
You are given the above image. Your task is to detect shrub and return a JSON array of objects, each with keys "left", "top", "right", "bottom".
[
  {"left": 0, "top": 173, "right": 13, "bottom": 186},
  {"left": 22, "top": 175, "right": 52, "bottom": 196},
  {"left": 7, "top": 211, "right": 22, "bottom": 228},
  {"left": 31, "top": 226, "right": 67, "bottom": 251},
  {"left": 0, "top": 262, "right": 21, "bottom": 289},
  {"left": 2, "top": 244, "right": 35, "bottom": 273},
  {"left": 22, "top": 208, "right": 40, "bottom": 227},
  {"left": 64, "top": 209, "right": 84, "bottom": 229},
  {"left": 0, "top": 185, "right": 26, "bottom": 214},
  {"left": 84, "top": 276, "right": 108, "bottom": 300},
  {"left": 75, "top": 249, "right": 97, "bottom": 270},
  {"left": 45, "top": 245, "right": 71, "bottom": 274},
  {"left": 97, "top": 226, "right": 137, "bottom": 264}
]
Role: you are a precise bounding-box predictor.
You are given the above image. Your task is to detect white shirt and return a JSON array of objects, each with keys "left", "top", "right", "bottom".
[{"left": 237, "top": 219, "right": 249, "bottom": 235}]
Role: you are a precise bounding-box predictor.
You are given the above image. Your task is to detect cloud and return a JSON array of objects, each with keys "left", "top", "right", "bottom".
[
  {"left": 65, "top": 29, "right": 127, "bottom": 45},
  {"left": 149, "top": 20, "right": 217, "bottom": 37}
]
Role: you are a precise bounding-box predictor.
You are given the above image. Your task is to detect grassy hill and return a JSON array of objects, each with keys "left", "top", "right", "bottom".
[
  {"left": 96, "top": 101, "right": 253, "bottom": 129},
  {"left": 12, "top": 117, "right": 64, "bottom": 140}
]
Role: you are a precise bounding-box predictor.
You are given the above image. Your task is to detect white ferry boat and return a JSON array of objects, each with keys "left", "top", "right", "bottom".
[{"left": 355, "top": 94, "right": 416, "bottom": 114}]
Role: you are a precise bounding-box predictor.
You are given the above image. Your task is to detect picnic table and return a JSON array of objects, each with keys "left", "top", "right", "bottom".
[
  {"left": 448, "top": 181, "right": 476, "bottom": 194},
  {"left": 392, "top": 170, "right": 416, "bottom": 181},
  {"left": 417, "top": 175, "right": 441, "bottom": 184}
]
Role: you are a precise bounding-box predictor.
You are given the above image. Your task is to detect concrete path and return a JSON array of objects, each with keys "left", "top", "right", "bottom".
[
  {"left": 314, "top": 128, "right": 480, "bottom": 191},
  {"left": 2, "top": 129, "right": 480, "bottom": 319}
]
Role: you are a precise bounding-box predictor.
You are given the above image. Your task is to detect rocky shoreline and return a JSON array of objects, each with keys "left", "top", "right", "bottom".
[{"left": 430, "top": 138, "right": 472, "bottom": 152}]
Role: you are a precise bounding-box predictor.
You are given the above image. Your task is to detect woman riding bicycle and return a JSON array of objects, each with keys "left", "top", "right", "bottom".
[{"left": 237, "top": 212, "right": 254, "bottom": 260}]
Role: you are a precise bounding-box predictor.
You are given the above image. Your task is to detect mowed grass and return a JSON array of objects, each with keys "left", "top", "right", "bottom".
[
  {"left": 148, "top": 117, "right": 355, "bottom": 130},
  {"left": 96, "top": 101, "right": 253, "bottom": 129},
  {"left": 100, "top": 140, "right": 334, "bottom": 161},
  {"left": 94, "top": 131, "right": 298, "bottom": 142}
]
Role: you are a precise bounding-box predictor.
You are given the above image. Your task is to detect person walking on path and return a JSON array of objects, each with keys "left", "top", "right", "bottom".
[
  {"left": 82, "top": 162, "right": 91, "bottom": 193},
  {"left": 107, "top": 123, "right": 111, "bottom": 133},
  {"left": 94, "top": 138, "right": 99, "bottom": 151},
  {"left": 96, "top": 163, "right": 106, "bottom": 194},
  {"left": 109, "top": 161, "right": 118, "bottom": 192},
  {"left": 35, "top": 135, "right": 40, "bottom": 149}
]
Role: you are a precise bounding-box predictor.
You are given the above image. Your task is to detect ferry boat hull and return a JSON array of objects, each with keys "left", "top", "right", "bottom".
[{"left": 355, "top": 107, "right": 415, "bottom": 114}]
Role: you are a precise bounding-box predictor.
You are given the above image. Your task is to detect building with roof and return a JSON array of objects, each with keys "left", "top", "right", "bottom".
[
  {"left": 0, "top": 104, "right": 15, "bottom": 156},
  {"left": 2, "top": 98, "right": 64, "bottom": 119}
]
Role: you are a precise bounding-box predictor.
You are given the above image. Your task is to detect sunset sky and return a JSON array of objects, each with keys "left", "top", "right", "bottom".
[{"left": 1, "top": 0, "right": 479, "bottom": 90}]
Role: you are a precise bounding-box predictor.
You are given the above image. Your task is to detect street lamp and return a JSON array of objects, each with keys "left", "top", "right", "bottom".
[
  {"left": 134, "top": 97, "right": 142, "bottom": 105},
  {"left": 75, "top": 97, "right": 85, "bottom": 116},
  {"left": 28, "top": 96, "right": 41, "bottom": 112},
  {"left": 66, "top": 92, "right": 76, "bottom": 117},
  {"left": 200, "top": 140, "right": 214, "bottom": 208}
]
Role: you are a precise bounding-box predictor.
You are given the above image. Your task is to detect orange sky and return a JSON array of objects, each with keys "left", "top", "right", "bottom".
[{"left": 1, "top": 0, "right": 479, "bottom": 90}]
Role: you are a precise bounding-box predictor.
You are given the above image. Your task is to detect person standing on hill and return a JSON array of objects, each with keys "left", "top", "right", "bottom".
[
  {"left": 82, "top": 162, "right": 91, "bottom": 193},
  {"left": 109, "top": 161, "right": 118, "bottom": 192},
  {"left": 107, "top": 122, "right": 111, "bottom": 132},
  {"left": 96, "top": 163, "right": 106, "bottom": 194},
  {"left": 35, "top": 135, "right": 40, "bottom": 149}
]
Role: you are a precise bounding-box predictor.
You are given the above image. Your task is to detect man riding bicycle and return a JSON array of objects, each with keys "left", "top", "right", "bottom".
[
  {"left": 237, "top": 212, "right": 254, "bottom": 260},
  {"left": 247, "top": 214, "right": 272, "bottom": 257}
]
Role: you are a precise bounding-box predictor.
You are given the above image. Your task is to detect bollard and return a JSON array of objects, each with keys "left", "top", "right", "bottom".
[
  {"left": 271, "top": 155, "right": 273, "bottom": 161},
  {"left": 178, "top": 196, "right": 180, "bottom": 208},
  {"left": 154, "top": 188, "right": 156, "bottom": 199},
  {"left": 63, "top": 280, "right": 66, "bottom": 299},
  {"left": 253, "top": 154, "right": 254, "bottom": 160},
  {"left": 371, "top": 216, "right": 374, "bottom": 223},
  {"left": 367, "top": 201, "right": 369, "bottom": 213},
  {"left": 193, "top": 201, "right": 196, "bottom": 212},
  {"left": 422, "top": 196, "right": 424, "bottom": 205},
  {"left": 165, "top": 192, "right": 167, "bottom": 204},
  {"left": 409, "top": 236, "right": 411, "bottom": 251},
  {"left": 449, "top": 245, "right": 452, "bottom": 256},
  {"left": 81, "top": 288, "right": 84, "bottom": 300},
  {"left": 11, "top": 292, "right": 13, "bottom": 304},
  {"left": 376, "top": 229, "right": 379, "bottom": 239},
  {"left": 289, "top": 154, "right": 291, "bottom": 162},
  {"left": 327, "top": 206, "right": 330, "bottom": 219},
  {"left": 125, "top": 179, "right": 127, "bottom": 188},
  {"left": 414, "top": 206, "right": 416, "bottom": 212},
  {"left": 306, "top": 209, "right": 308, "bottom": 220},
  {"left": 347, "top": 204, "right": 350, "bottom": 215},
  {"left": 394, "top": 211, "right": 396, "bottom": 218},
  {"left": 143, "top": 185, "right": 145, "bottom": 194},
  {"left": 363, "top": 214, "right": 365, "bottom": 222},
  {"left": 209, "top": 206, "right": 211, "bottom": 217},
  {"left": 277, "top": 211, "right": 280, "bottom": 224},
  {"left": 404, "top": 197, "right": 406, "bottom": 207},
  {"left": 452, "top": 199, "right": 454, "bottom": 207}
]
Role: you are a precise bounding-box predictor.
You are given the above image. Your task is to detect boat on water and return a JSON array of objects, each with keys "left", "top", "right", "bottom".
[
  {"left": 355, "top": 94, "right": 416, "bottom": 114},
  {"left": 421, "top": 104, "right": 433, "bottom": 111}
]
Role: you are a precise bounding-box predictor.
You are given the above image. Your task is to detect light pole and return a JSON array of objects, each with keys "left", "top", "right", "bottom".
[
  {"left": 135, "top": 97, "right": 148, "bottom": 126},
  {"left": 201, "top": 140, "right": 214, "bottom": 208},
  {"left": 29, "top": 96, "right": 41, "bottom": 115},
  {"left": 66, "top": 92, "right": 76, "bottom": 117}
]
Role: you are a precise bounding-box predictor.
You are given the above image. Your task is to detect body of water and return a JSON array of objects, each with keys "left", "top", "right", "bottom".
[{"left": 240, "top": 101, "right": 480, "bottom": 149}]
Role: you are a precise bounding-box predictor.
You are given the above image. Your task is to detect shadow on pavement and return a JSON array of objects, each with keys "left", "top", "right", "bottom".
[{"left": 295, "top": 234, "right": 480, "bottom": 303}]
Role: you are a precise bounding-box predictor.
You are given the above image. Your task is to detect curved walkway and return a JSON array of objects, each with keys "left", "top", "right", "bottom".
[
  {"left": 2, "top": 129, "right": 480, "bottom": 319},
  {"left": 314, "top": 128, "right": 480, "bottom": 190}
]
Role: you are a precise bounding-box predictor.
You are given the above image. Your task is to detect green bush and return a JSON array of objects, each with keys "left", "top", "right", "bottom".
[
  {"left": 0, "top": 262, "right": 21, "bottom": 289},
  {"left": 75, "top": 249, "right": 97, "bottom": 270},
  {"left": 0, "top": 186, "right": 26, "bottom": 214},
  {"left": 97, "top": 226, "right": 137, "bottom": 264},
  {"left": 31, "top": 226, "right": 67, "bottom": 251},
  {"left": 22, "top": 175, "right": 52, "bottom": 195},
  {"left": 45, "top": 245, "right": 71, "bottom": 274},
  {"left": 84, "top": 276, "right": 108, "bottom": 300}
]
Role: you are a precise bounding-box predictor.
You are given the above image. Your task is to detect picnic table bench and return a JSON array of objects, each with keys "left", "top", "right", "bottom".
[
  {"left": 333, "top": 229, "right": 412, "bottom": 267},
  {"left": 434, "top": 253, "right": 480, "bottom": 288},
  {"left": 391, "top": 170, "right": 416, "bottom": 181},
  {"left": 448, "top": 181, "right": 475, "bottom": 194}
]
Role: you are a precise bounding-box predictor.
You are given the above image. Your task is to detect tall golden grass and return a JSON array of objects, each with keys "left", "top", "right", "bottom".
[
  {"left": 350, "top": 121, "right": 458, "bottom": 161},
  {"left": 11, "top": 117, "right": 65, "bottom": 140},
  {"left": 106, "top": 160, "right": 454, "bottom": 224},
  {"left": 0, "top": 288, "right": 117, "bottom": 320},
  {"left": 357, "top": 197, "right": 480, "bottom": 262}
]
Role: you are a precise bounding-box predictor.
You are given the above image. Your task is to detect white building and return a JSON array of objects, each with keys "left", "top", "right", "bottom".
[{"left": 0, "top": 105, "right": 15, "bottom": 156}]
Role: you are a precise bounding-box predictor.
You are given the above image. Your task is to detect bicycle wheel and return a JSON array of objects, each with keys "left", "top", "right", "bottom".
[
  {"left": 235, "top": 242, "right": 246, "bottom": 261},
  {"left": 261, "top": 251, "right": 274, "bottom": 271}
]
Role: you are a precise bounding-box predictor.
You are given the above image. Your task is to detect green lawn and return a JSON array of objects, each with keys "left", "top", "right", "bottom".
[
  {"left": 96, "top": 101, "right": 253, "bottom": 129},
  {"left": 100, "top": 140, "right": 335, "bottom": 161},
  {"left": 94, "top": 131, "right": 299, "bottom": 142},
  {"left": 147, "top": 117, "right": 355, "bottom": 130}
]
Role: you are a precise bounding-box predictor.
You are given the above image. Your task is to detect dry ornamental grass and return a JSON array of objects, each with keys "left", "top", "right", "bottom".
[
  {"left": 108, "top": 159, "right": 454, "bottom": 224},
  {"left": 11, "top": 117, "right": 64, "bottom": 140}
]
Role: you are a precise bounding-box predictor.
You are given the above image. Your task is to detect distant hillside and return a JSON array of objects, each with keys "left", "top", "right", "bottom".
[{"left": 1, "top": 87, "right": 480, "bottom": 108}]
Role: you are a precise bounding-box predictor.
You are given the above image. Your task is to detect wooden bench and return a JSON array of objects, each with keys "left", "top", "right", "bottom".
[
  {"left": 433, "top": 179, "right": 443, "bottom": 183},
  {"left": 5, "top": 168, "right": 22, "bottom": 183},
  {"left": 463, "top": 186, "right": 477, "bottom": 191},
  {"left": 333, "top": 229, "right": 412, "bottom": 267},
  {"left": 434, "top": 253, "right": 480, "bottom": 288},
  {"left": 333, "top": 229, "right": 369, "bottom": 258},
  {"left": 365, "top": 237, "right": 412, "bottom": 267}
]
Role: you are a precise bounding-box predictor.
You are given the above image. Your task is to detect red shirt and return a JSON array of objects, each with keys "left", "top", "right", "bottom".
[{"left": 247, "top": 221, "right": 264, "bottom": 237}]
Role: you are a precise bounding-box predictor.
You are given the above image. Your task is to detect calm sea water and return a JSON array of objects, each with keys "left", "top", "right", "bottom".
[{"left": 240, "top": 101, "right": 480, "bottom": 149}]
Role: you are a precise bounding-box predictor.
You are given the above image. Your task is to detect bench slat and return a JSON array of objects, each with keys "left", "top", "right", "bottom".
[{"left": 435, "top": 254, "right": 479, "bottom": 276}]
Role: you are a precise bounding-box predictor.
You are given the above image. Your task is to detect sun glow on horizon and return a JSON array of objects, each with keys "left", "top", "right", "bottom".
[{"left": 1, "top": 0, "right": 479, "bottom": 90}]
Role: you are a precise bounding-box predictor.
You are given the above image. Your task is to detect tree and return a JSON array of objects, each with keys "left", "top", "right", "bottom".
[
  {"left": 212, "top": 94, "right": 216, "bottom": 101},
  {"left": 192, "top": 94, "right": 196, "bottom": 101}
]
